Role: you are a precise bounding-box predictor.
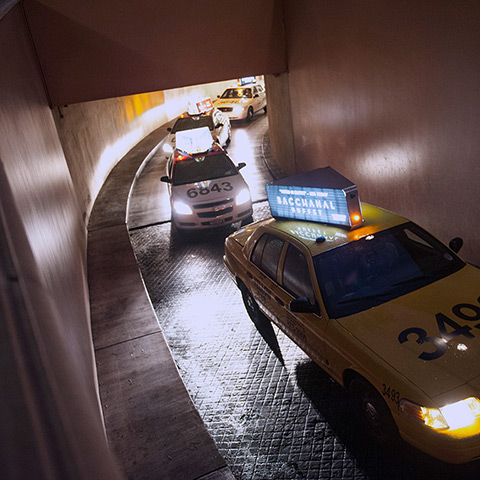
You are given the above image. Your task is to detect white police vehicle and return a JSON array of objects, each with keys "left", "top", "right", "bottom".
[
  {"left": 161, "top": 127, "right": 252, "bottom": 231},
  {"left": 162, "top": 98, "right": 231, "bottom": 158}
]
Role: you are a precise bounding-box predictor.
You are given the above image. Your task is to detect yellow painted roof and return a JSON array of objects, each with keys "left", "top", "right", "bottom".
[{"left": 266, "top": 202, "right": 408, "bottom": 256}]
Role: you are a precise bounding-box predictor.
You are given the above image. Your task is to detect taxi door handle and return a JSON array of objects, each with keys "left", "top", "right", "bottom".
[
  {"left": 247, "top": 271, "right": 253, "bottom": 279},
  {"left": 275, "top": 296, "right": 284, "bottom": 306}
]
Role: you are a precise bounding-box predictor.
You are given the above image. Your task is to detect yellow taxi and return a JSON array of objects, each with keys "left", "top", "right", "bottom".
[{"left": 223, "top": 167, "right": 480, "bottom": 464}]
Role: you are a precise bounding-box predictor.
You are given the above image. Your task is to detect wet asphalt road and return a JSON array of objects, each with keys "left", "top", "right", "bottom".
[{"left": 128, "top": 114, "right": 480, "bottom": 479}]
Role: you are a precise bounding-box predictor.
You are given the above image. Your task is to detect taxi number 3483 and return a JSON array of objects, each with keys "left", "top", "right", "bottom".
[
  {"left": 187, "top": 182, "right": 233, "bottom": 198},
  {"left": 398, "top": 297, "right": 480, "bottom": 361}
]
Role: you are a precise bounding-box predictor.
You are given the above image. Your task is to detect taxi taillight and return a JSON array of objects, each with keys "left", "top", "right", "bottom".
[{"left": 175, "top": 154, "right": 189, "bottom": 162}]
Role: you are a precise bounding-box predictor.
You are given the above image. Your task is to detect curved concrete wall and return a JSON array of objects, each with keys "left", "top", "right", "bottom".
[
  {"left": 53, "top": 80, "right": 235, "bottom": 223},
  {"left": 0, "top": 6, "right": 122, "bottom": 478}
]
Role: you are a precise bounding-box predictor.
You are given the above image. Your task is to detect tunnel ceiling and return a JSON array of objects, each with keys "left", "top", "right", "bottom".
[{"left": 23, "top": 0, "right": 287, "bottom": 106}]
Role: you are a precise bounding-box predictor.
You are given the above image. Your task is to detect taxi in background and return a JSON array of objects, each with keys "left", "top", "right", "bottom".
[
  {"left": 214, "top": 84, "right": 267, "bottom": 122},
  {"left": 162, "top": 97, "right": 231, "bottom": 158},
  {"left": 223, "top": 166, "right": 480, "bottom": 464},
  {"left": 161, "top": 127, "right": 252, "bottom": 231}
]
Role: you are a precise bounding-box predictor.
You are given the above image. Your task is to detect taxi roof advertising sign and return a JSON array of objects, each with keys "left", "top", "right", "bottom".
[
  {"left": 266, "top": 167, "right": 363, "bottom": 229},
  {"left": 188, "top": 97, "right": 214, "bottom": 115},
  {"left": 176, "top": 126, "right": 214, "bottom": 155}
]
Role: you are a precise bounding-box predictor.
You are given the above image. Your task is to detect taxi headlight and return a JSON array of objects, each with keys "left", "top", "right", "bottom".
[
  {"left": 173, "top": 201, "right": 193, "bottom": 215},
  {"left": 235, "top": 188, "right": 251, "bottom": 206},
  {"left": 400, "top": 397, "right": 480, "bottom": 431},
  {"left": 163, "top": 143, "right": 173, "bottom": 153}
]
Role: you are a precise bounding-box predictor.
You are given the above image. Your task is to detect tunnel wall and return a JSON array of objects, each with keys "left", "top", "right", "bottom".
[
  {"left": 53, "top": 80, "right": 234, "bottom": 223},
  {"left": 0, "top": 6, "right": 122, "bottom": 478},
  {"left": 23, "top": 0, "right": 286, "bottom": 106},
  {"left": 272, "top": 0, "right": 480, "bottom": 264}
]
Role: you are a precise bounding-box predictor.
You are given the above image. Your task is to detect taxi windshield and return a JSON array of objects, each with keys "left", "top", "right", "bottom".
[
  {"left": 172, "top": 116, "right": 214, "bottom": 133},
  {"left": 172, "top": 153, "right": 238, "bottom": 186},
  {"left": 220, "top": 88, "right": 252, "bottom": 99},
  {"left": 314, "top": 222, "right": 465, "bottom": 318}
]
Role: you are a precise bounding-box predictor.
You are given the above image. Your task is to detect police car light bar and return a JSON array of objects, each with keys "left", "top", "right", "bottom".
[{"left": 266, "top": 167, "right": 363, "bottom": 229}]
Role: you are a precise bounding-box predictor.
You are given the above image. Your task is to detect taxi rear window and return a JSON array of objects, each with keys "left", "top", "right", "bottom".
[
  {"left": 314, "top": 222, "right": 465, "bottom": 318},
  {"left": 251, "top": 234, "right": 284, "bottom": 281},
  {"left": 282, "top": 243, "right": 316, "bottom": 306},
  {"left": 172, "top": 116, "right": 214, "bottom": 133}
]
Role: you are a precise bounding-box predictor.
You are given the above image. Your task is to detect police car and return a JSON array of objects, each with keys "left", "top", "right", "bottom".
[
  {"left": 161, "top": 127, "right": 252, "bottom": 231},
  {"left": 223, "top": 167, "right": 480, "bottom": 464},
  {"left": 162, "top": 97, "right": 231, "bottom": 157},
  {"left": 214, "top": 84, "right": 267, "bottom": 122}
]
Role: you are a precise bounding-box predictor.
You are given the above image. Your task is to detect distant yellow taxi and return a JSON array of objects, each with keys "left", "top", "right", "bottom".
[{"left": 223, "top": 169, "right": 480, "bottom": 464}]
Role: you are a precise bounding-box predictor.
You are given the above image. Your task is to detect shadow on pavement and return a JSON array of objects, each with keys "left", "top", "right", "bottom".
[{"left": 295, "top": 359, "right": 480, "bottom": 480}]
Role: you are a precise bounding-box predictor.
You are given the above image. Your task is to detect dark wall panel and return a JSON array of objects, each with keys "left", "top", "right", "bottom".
[
  {"left": 281, "top": 0, "right": 480, "bottom": 263},
  {"left": 23, "top": 0, "right": 286, "bottom": 105}
]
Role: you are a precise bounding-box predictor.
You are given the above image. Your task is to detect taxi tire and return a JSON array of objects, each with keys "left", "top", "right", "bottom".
[
  {"left": 246, "top": 107, "right": 254, "bottom": 122},
  {"left": 349, "top": 377, "right": 399, "bottom": 446}
]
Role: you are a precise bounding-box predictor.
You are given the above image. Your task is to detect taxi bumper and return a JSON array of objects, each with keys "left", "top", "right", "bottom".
[
  {"left": 399, "top": 419, "right": 480, "bottom": 464},
  {"left": 173, "top": 201, "right": 252, "bottom": 230}
]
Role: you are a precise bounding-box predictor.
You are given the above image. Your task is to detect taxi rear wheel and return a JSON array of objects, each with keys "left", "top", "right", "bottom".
[{"left": 349, "top": 377, "right": 399, "bottom": 446}]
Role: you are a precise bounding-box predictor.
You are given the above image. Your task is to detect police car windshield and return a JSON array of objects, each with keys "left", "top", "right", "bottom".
[
  {"left": 220, "top": 88, "right": 252, "bottom": 99},
  {"left": 172, "top": 153, "right": 238, "bottom": 186},
  {"left": 171, "top": 116, "right": 214, "bottom": 133},
  {"left": 313, "top": 222, "right": 465, "bottom": 318}
]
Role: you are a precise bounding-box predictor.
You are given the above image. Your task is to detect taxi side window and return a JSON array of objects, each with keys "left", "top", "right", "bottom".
[
  {"left": 251, "top": 234, "right": 284, "bottom": 280},
  {"left": 282, "top": 243, "right": 316, "bottom": 305}
]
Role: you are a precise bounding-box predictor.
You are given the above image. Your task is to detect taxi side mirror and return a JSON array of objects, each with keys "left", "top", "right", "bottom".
[
  {"left": 160, "top": 176, "right": 170, "bottom": 183},
  {"left": 290, "top": 297, "right": 314, "bottom": 314},
  {"left": 449, "top": 237, "right": 463, "bottom": 253},
  {"left": 237, "top": 162, "right": 246, "bottom": 170}
]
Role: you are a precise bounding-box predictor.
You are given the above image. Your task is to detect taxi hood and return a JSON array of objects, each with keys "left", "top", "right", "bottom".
[{"left": 336, "top": 265, "right": 480, "bottom": 399}]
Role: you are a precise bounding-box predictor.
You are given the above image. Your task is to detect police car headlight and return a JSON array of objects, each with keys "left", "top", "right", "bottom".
[
  {"left": 173, "top": 201, "right": 193, "bottom": 215},
  {"left": 163, "top": 143, "right": 173, "bottom": 153},
  {"left": 400, "top": 397, "right": 480, "bottom": 431},
  {"left": 235, "top": 188, "right": 251, "bottom": 206}
]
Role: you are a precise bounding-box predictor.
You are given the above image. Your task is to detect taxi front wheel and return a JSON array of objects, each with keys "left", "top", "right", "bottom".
[{"left": 349, "top": 377, "right": 399, "bottom": 446}]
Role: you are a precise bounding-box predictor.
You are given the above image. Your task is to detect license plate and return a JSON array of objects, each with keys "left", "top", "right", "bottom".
[{"left": 210, "top": 218, "right": 224, "bottom": 225}]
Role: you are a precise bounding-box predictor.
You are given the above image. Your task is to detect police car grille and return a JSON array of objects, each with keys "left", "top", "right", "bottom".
[
  {"left": 197, "top": 207, "right": 233, "bottom": 218},
  {"left": 218, "top": 107, "right": 233, "bottom": 112},
  {"left": 193, "top": 199, "right": 233, "bottom": 209}
]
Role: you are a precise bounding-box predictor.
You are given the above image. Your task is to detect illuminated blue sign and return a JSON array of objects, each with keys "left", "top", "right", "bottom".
[{"left": 266, "top": 167, "right": 363, "bottom": 229}]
